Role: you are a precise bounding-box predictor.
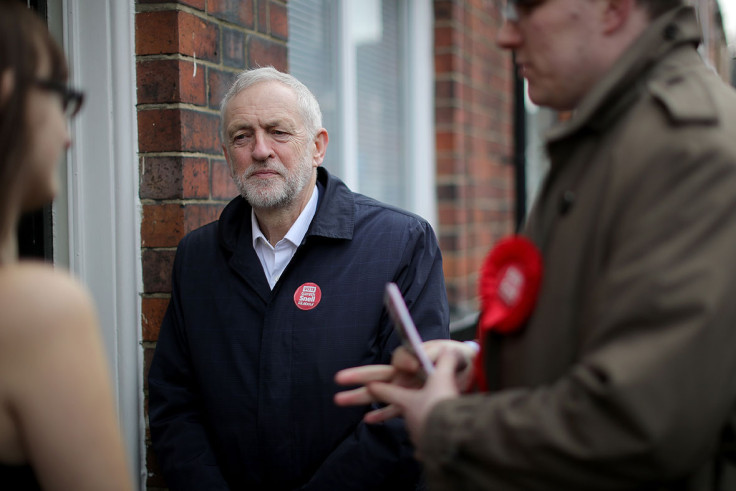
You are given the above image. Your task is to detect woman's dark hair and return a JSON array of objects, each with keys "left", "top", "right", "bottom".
[{"left": 0, "top": 0, "right": 68, "bottom": 242}]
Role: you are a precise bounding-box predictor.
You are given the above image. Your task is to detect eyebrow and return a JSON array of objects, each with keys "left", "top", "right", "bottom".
[
  {"left": 263, "top": 119, "right": 297, "bottom": 131},
  {"left": 228, "top": 119, "right": 295, "bottom": 132}
]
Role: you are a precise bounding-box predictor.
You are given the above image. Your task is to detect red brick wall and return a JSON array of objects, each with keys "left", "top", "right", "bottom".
[
  {"left": 135, "top": 1, "right": 287, "bottom": 488},
  {"left": 434, "top": 0, "right": 516, "bottom": 320}
]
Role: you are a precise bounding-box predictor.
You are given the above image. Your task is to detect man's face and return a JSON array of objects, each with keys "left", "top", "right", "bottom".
[
  {"left": 222, "top": 81, "right": 318, "bottom": 210},
  {"left": 497, "top": 0, "right": 603, "bottom": 111}
]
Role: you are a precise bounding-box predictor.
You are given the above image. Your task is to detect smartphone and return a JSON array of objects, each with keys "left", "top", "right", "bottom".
[{"left": 384, "top": 282, "right": 435, "bottom": 376}]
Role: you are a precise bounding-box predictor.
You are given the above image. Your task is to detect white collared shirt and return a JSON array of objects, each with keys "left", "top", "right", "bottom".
[{"left": 251, "top": 185, "right": 319, "bottom": 289}]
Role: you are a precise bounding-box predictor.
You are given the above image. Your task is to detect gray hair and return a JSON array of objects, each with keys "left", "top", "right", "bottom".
[{"left": 219, "top": 66, "right": 323, "bottom": 143}]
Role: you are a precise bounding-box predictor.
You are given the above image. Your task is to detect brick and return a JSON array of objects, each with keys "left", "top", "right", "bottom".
[
  {"left": 142, "top": 203, "right": 185, "bottom": 248},
  {"left": 435, "top": 79, "right": 457, "bottom": 100},
  {"left": 177, "top": 60, "right": 209, "bottom": 105},
  {"left": 208, "top": 68, "right": 238, "bottom": 110},
  {"left": 209, "top": 0, "right": 255, "bottom": 28},
  {"left": 139, "top": 156, "right": 209, "bottom": 200},
  {"left": 442, "top": 253, "right": 473, "bottom": 279},
  {"left": 138, "top": 0, "right": 205, "bottom": 8},
  {"left": 257, "top": 0, "right": 268, "bottom": 34},
  {"left": 184, "top": 204, "right": 224, "bottom": 233},
  {"left": 437, "top": 157, "right": 465, "bottom": 176},
  {"left": 135, "top": 11, "right": 218, "bottom": 61},
  {"left": 434, "top": 52, "right": 458, "bottom": 74},
  {"left": 137, "top": 59, "right": 206, "bottom": 105},
  {"left": 247, "top": 35, "right": 287, "bottom": 72},
  {"left": 435, "top": 26, "right": 454, "bottom": 49},
  {"left": 182, "top": 158, "right": 210, "bottom": 199},
  {"left": 182, "top": 0, "right": 206, "bottom": 9},
  {"left": 212, "top": 158, "right": 239, "bottom": 199},
  {"left": 436, "top": 131, "right": 456, "bottom": 153},
  {"left": 142, "top": 296, "right": 170, "bottom": 342},
  {"left": 437, "top": 182, "right": 459, "bottom": 201},
  {"left": 136, "top": 11, "right": 178, "bottom": 55},
  {"left": 137, "top": 59, "right": 179, "bottom": 104},
  {"left": 142, "top": 248, "right": 175, "bottom": 294},
  {"left": 222, "top": 27, "right": 246, "bottom": 68},
  {"left": 138, "top": 109, "right": 180, "bottom": 153},
  {"left": 435, "top": 106, "right": 455, "bottom": 127},
  {"left": 140, "top": 156, "right": 182, "bottom": 200},
  {"left": 269, "top": 1, "right": 288, "bottom": 40},
  {"left": 434, "top": 1, "right": 460, "bottom": 22},
  {"left": 179, "top": 12, "right": 219, "bottom": 63},
  {"left": 181, "top": 109, "right": 222, "bottom": 153},
  {"left": 143, "top": 346, "right": 155, "bottom": 393},
  {"left": 138, "top": 109, "right": 221, "bottom": 153}
]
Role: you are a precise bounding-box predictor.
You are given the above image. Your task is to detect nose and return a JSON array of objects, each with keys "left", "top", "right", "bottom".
[
  {"left": 251, "top": 131, "right": 274, "bottom": 161},
  {"left": 496, "top": 20, "right": 522, "bottom": 50}
]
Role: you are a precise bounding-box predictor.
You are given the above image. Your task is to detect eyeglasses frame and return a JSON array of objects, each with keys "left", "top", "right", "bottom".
[{"left": 35, "top": 79, "right": 84, "bottom": 119}]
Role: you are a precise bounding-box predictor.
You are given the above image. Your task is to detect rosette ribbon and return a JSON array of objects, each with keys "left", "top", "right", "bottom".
[{"left": 473, "top": 235, "right": 543, "bottom": 391}]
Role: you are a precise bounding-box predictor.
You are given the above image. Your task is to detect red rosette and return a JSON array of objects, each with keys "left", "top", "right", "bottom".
[
  {"left": 473, "top": 235, "right": 543, "bottom": 391},
  {"left": 478, "top": 235, "right": 543, "bottom": 334}
]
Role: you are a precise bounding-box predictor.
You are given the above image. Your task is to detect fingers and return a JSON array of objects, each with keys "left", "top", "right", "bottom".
[
  {"left": 334, "top": 365, "right": 395, "bottom": 386},
  {"left": 334, "top": 386, "right": 375, "bottom": 406},
  {"left": 367, "top": 381, "right": 412, "bottom": 408},
  {"left": 391, "top": 347, "right": 421, "bottom": 373},
  {"left": 363, "top": 404, "right": 403, "bottom": 424},
  {"left": 434, "top": 348, "right": 461, "bottom": 376}
]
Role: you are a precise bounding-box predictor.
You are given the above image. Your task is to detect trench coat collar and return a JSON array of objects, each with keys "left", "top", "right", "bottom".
[
  {"left": 218, "top": 166, "right": 355, "bottom": 255},
  {"left": 547, "top": 6, "right": 701, "bottom": 143}
]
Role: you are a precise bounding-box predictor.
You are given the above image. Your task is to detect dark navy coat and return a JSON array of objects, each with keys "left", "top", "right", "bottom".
[{"left": 149, "top": 168, "right": 449, "bottom": 490}]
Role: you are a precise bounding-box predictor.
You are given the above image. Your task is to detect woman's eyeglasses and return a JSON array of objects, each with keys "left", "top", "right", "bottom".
[{"left": 35, "top": 79, "right": 85, "bottom": 119}]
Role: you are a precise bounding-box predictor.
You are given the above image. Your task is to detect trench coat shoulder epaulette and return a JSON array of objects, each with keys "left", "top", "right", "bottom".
[{"left": 646, "top": 66, "right": 718, "bottom": 125}]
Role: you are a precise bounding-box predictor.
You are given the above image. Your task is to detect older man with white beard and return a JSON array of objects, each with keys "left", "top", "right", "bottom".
[{"left": 148, "top": 67, "right": 449, "bottom": 491}]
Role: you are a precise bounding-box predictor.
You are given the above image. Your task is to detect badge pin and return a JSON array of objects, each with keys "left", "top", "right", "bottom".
[{"left": 294, "top": 282, "right": 322, "bottom": 311}]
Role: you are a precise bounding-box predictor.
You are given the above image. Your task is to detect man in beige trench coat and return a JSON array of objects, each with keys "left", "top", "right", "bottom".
[{"left": 335, "top": 0, "right": 736, "bottom": 489}]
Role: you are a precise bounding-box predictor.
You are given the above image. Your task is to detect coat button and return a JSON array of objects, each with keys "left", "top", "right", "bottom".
[
  {"left": 664, "top": 24, "right": 678, "bottom": 40},
  {"left": 559, "top": 191, "right": 575, "bottom": 215}
]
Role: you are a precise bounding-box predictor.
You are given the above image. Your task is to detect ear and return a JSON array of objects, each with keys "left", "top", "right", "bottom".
[
  {"left": 311, "top": 129, "right": 328, "bottom": 167},
  {"left": 601, "top": 0, "right": 634, "bottom": 34},
  {"left": 0, "top": 69, "right": 15, "bottom": 106}
]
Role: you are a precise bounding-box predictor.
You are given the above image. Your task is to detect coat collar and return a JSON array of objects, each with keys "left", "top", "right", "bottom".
[
  {"left": 218, "top": 166, "right": 355, "bottom": 254},
  {"left": 547, "top": 6, "right": 701, "bottom": 143}
]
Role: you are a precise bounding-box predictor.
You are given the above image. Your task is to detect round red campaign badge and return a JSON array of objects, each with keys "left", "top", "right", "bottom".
[
  {"left": 473, "top": 235, "right": 543, "bottom": 391},
  {"left": 294, "top": 282, "right": 322, "bottom": 311}
]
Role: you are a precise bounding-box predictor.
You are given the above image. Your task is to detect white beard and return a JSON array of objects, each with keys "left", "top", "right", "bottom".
[{"left": 233, "top": 150, "right": 314, "bottom": 209}]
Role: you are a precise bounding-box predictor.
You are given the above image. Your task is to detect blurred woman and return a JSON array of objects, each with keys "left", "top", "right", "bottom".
[{"left": 0, "top": 1, "right": 133, "bottom": 489}]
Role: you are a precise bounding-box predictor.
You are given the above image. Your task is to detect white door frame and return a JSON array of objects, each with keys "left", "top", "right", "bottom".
[{"left": 51, "top": 0, "right": 144, "bottom": 487}]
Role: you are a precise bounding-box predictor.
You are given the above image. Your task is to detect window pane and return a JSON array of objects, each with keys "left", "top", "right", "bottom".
[
  {"left": 353, "top": 0, "right": 405, "bottom": 209},
  {"left": 289, "top": 0, "right": 408, "bottom": 210},
  {"left": 288, "top": 0, "right": 342, "bottom": 175}
]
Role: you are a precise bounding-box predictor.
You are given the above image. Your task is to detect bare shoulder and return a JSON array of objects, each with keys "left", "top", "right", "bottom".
[{"left": 0, "top": 262, "right": 96, "bottom": 340}]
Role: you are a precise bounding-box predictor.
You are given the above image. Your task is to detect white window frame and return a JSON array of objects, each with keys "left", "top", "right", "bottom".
[{"left": 48, "top": 0, "right": 144, "bottom": 487}]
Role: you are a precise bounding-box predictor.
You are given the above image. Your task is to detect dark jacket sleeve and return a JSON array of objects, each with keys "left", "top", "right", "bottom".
[
  {"left": 148, "top": 242, "right": 230, "bottom": 491},
  {"left": 301, "top": 218, "right": 449, "bottom": 490}
]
